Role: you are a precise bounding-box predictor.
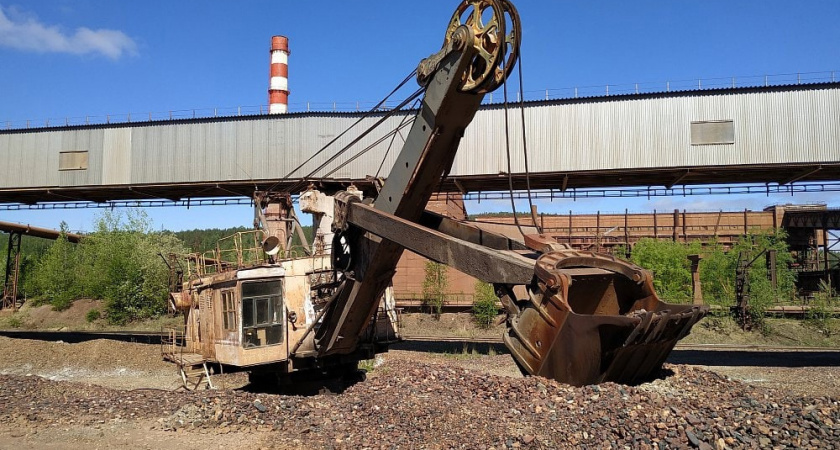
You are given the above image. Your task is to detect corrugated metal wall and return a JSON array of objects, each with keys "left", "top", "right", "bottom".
[
  {"left": 452, "top": 87, "right": 840, "bottom": 175},
  {"left": 2, "top": 86, "right": 838, "bottom": 189}
]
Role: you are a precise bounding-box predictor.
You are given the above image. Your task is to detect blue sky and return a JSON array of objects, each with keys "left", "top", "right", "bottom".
[{"left": 1, "top": 1, "right": 839, "bottom": 232}]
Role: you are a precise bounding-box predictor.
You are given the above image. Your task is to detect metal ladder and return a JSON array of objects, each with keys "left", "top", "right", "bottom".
[{"left": 179, "top": 361, "right": 214, "bottom": 391}]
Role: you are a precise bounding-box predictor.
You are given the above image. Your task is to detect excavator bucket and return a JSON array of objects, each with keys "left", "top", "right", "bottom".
[{"left": 503, "top": 250, "right": 708, "bottom": 386}]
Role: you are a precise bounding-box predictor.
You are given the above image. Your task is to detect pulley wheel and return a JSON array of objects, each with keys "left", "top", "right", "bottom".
[
  {"left": 443, "top": 0, "right": 507, "bottom": 93},
  {"left": 484, "top": 0, "right": 521, "bottom": 93}
]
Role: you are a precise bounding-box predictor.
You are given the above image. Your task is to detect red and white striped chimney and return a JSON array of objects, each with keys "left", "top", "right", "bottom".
[{"left": 269, "top": 35, "right": 289, "bottom": 114}]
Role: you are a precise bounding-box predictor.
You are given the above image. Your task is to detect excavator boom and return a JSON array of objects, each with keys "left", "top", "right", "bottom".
[{"left": 320, "top": 0, "right": 708, "bottom": 385}]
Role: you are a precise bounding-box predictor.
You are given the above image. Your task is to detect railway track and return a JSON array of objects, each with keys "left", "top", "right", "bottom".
[
  {"left": 1, "top": 329, "right": 839, "bottom": 355},
  {"left": 400, "top": 334, "right": 840, "bottom": 352}
]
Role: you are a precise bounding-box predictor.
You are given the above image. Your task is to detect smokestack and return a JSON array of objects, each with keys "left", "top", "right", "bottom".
[{"left": 269, "top": 35, "right": 289, "bottom": 114}]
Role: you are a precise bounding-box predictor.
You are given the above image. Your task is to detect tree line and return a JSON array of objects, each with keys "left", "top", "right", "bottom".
[
  {"left": 1, "top": 211, "right": 259, "bottom": 324},
  {"left": 3, "top": 211, "right": 817, "bottom": 332}
]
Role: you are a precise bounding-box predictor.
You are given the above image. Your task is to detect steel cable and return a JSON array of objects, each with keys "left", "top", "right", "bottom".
[
  {"left": 322, "top": 116, "right": 416, "bottom": 179},
  {"left": 293, "top": 87, "right": 423, "bottom": 187},
  {"left": 266, "top": 69, "right": 419, "bottom": 194},
  {"left": 516, "top": 56, "right": 539, "bottom": 233},
  {"left": 375, "top": 98, "right": 422, "bottom": 181},
  {"left": 501, "top": 61, "right": 526, "bottom": 238}
]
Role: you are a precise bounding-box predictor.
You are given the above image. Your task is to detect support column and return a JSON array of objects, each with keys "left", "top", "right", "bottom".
[
  {"left": 673, "top": 209, "right": 679, "bottom": 242},
  {"left": 688, "top": 254, "right": 703, "bottom": 305},
  {"left": 596, "top": 211, "right": 601, "bottom": 252},
  {"left": 653, "top": 209, "right": 658, "bottom": 240},
  {"left": 2, "top": 232, "right": 22, "bottom": 310}
]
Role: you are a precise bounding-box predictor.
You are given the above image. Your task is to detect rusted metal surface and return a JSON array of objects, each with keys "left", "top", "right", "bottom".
[
  {"left": 503, "top": 250, "right": 708, "bottom": 386},
  {"left": 1, "top": 231, "right": 22, "bottom": 310},
  {"left": 157, "top": 0, "right": 709, "bottom": 388},
  {"left": 342, "top": 200, "right": 536, "bottom": 285},
  {"left": 0, "top": 220, "right": 82, "bottom": 242},
  {"left": 523, "top": 233, "right": 569, "bottom": 253},
  {"left": 418, "top": 210, "right": 529, "bottom": 251}
]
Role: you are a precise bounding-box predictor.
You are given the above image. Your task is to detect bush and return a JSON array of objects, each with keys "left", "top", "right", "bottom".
[
  {"left": 85, "top": 309, "right": 102, "bottom": 323},
  {"left": 77, "top": 210, "right": 186, "bottom": 324},
  {"left": 629, "top": 239, "right": 701, "bottom": 303},
  {"left": 698, "top": 242, "right": 734, "bottom": 307},
  {"left": 727, "top": 230, "right": 797, "bottom": 333},
  {"left": 422, "top": 261, "right": 448, "bottom": 319},
  {"left": 626, "top": 231, "right": 797, "bottom": 334},
  {"left": 28, "top": 222, "right": 79, "bottom": 311},
  {"left": 805, "top": 280, "right": 836, "bottom": 336},
  {"left": 7, "top": 316, "right": 22, "bottom": 329},
  {"left": 27, "top": 210, "right": 187, "bottom": 325},
  {"left": 473, "top": 282, "right": 499, "bottom": 329}
]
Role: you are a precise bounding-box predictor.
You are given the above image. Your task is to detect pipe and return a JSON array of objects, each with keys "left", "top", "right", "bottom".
[{"left": 0, "top": 221, "right": 81, "bottom": 243}]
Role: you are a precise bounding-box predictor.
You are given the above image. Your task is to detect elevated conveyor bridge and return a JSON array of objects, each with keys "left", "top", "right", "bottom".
[{"left": 1, "top": 82, "right": 839, "bottom": 206}]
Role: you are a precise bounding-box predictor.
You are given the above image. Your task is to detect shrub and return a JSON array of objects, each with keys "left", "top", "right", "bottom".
[
  {"left": 805, "top": 280, "right": 836, "bottom": 337},
  {"left": 422, "top": 261, "right": 448, "bottom": 319},
  {"left": 698, "top": 242, "right": 734, "bottom": 307},
  {"left": 473, "top": 282, "right": 499, "bottom": 329},
  {"left": 7, "top": 316, "right": 22, "bottom": 329},
  {"left": 27, "top": 210, "right": 186, "bottom": 325},
  {"left": 629, "top": 239, "right": 701, "bottom": 303},
  {"left": 85, "top": 309, "right": 102, "bottom": 323},
  {"left": 29, "top": 222, "right": 79, "bottom": 311},
  {"left": 626, "top": 231, "right": 797, "bottom": 334},
  {"left": 727, "top": 230, "right": 797, "bottom": 333}
]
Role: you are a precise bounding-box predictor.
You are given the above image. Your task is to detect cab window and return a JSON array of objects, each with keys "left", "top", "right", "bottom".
[{"left": 241, "top": 280, "right": 284, "bottom": 347}]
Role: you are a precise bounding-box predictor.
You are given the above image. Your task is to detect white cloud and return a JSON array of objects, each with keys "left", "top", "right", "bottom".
[{"left": 0, "top": 5, "right": 137, "bottom": 59}]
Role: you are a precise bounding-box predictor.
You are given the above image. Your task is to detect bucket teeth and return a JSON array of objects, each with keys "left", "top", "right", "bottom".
[{"left": 504, "top": 250, "right": 708, "bottom": 386}]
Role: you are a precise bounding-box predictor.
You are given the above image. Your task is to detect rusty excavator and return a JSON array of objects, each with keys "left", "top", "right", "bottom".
[{"left": 164, "top": 0, "right": 708, "bottom": 390}]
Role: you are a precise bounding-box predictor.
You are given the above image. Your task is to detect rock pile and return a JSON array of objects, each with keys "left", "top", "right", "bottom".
[{"left": 1, "top": 359, "right": 838, "bottom": 449}]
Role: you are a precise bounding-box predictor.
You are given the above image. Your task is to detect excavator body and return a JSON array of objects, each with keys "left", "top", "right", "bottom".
[{"left": 165, "top": 0, "right": 707, "bottom": 389}]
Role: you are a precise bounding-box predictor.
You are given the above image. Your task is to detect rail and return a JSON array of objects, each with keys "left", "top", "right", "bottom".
[
  {"left": 3, "top": 182, "right": 840, "bottom": 211},
  {"left": 3, "top": 70, "right": 837, "bottom": 131},
  {"left": 2, "top": 329, "right": 840, "bottom": 354}
]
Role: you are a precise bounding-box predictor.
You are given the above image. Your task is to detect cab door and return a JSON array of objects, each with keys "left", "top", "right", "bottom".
[{"left": 199, "top": 290, "right": 215, "bottom": 358}]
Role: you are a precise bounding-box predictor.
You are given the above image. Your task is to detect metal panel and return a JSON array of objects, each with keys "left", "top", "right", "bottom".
[
  {"left": 691, "top": 121, "right": 735, "bottom": 146},
  {"left": 102, "top": 128, "right": 132, "bottom": 184},
  {"left": 58, "top": 151, "right": 89, "bottom": 170}
]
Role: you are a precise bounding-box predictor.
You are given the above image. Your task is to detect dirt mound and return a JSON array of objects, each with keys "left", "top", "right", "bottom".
[
  {"left": 0, "top": 336, "right": 176, "bottom": 389},
  {"left": 399, "top": 312, "right": 505, "bottom": 339},
  {"left": 13, "top": 299, "right": 105, "bottom": 330}
]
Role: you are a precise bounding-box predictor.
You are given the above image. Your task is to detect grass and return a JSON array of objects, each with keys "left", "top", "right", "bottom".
[
  {"left": 682, "top": 315, "right": 840, "bottom": 347},
  {"left": 358, "top": 359, "right": 376, "bottom": 373},
  {"left": 6, "top": 315, "right": 23, "bottom": 329},
  {"left": 440, "top": 343, "right": 500, "bottom": 359}
]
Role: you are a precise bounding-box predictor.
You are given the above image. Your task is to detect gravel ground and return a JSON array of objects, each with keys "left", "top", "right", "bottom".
[{"left": 1, "top": 336, "right": 840, "bottom": 448}]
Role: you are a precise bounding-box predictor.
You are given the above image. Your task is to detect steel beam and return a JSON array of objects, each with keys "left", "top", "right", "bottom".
[{"left": 347, "top": 202, "right": 536, "bottom": 284}]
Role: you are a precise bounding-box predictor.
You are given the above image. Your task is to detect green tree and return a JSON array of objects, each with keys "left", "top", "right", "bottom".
[
  {"left": 698, "top": 241, "right": 735, "bottom": 307},
  {"left": 67, "top": 210, "right": 186, "bottom": 324},
  {"left": 29, "top": 222, "right": 78, "bottom": 310},
  {"left": 422, "top": 260, "right": 448, "bottom": 319},
  {"left": 629, "top": 239, "right": 701, "bottom": 303},
  {"left": 473, "top": 282, "right": 499, "bottom": 329}
]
